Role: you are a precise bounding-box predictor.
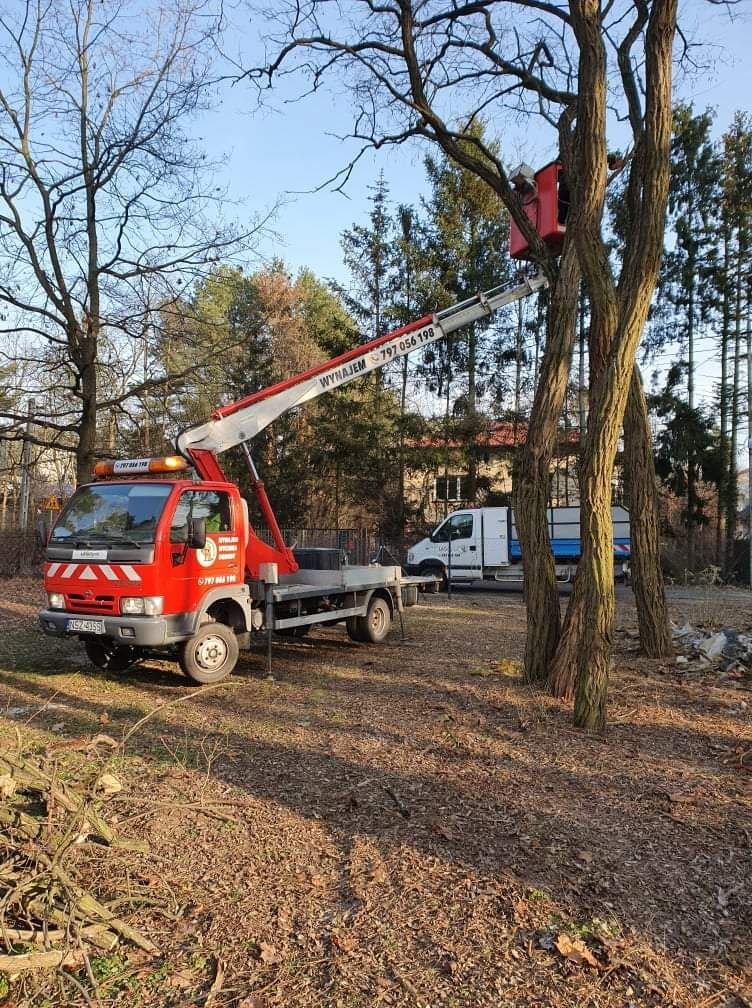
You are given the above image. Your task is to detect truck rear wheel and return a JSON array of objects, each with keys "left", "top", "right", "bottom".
[
  {"left": 179, "top": 623, "right": 239, "bottom": 685},
  {"left": 355, "top": 596, "right": 391, "bottom": 644},
  {"left": 346, "top": 616, "right": 364, "bottom": 642},
  {"left": 84, "top": 639, "right": 138, "bottom": 673}
]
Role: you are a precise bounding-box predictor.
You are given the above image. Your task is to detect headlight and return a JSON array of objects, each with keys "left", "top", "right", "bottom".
[
  {"left": 120, "top": 596, "right": 163, "bottom": 616},
  {"left": 47, "top": 592, "right": 65, "bottom": 610}
]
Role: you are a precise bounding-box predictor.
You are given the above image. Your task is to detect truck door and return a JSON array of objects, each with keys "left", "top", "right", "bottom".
[
  {"left": 433, "top": 512, "right": 479, "bottom": 580},
  {"left": 167, "top": 488, "right": 242, "bottom": 611}
]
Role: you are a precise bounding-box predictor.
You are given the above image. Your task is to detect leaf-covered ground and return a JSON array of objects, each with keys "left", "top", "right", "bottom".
[{"left": 0, "top": 577, "right": 750, "bottom": 1007}]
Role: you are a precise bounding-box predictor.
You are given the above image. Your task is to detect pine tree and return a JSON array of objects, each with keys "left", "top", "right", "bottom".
[
  {"left": 656, "top": 104, "right": 722, "bottom": 568},
  {"left": 719, "top": 113, "right": 752, "bottom": 575},
  {"left": 390, "top": 205, "right": 433, "bottom": 533},
  {"left": 336, "top": 176, "right": 403, "bottom": 528},
  {"left": 420, "top": 131, "right": 513, "bottom": 502}
]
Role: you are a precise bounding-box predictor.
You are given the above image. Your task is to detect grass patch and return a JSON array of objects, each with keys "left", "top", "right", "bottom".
[{"left": 0, "top": 625, "right": 83, "bottom": 675}]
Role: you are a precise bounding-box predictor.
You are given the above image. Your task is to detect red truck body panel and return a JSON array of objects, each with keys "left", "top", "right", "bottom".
[{"left": 43, "top": 480, "right": 247, "bottom": 619}]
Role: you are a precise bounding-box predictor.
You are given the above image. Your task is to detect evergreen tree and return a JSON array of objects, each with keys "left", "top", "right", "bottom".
[
  {"left": 719, "top": 113, "right": 752, "bottom": 574},
  {"left": 337, "top": 173, "right": 397, "bottom": 343},
  {"left": 650, "top": 365, "right": 721, "bottom": 550},
  {"left": 336, "top": 175, "right": 403, "bottom": 530},
  {"left": 654, "top": 104, "right": 722, "bottom": 568},
  {"left": 419, "top": 130, "right": 513, "bottom": 501}
]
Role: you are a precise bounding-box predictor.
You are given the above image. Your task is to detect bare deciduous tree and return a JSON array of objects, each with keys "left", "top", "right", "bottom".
[{"left": 0, "top": 0, "right": 261, "bottom": 482}]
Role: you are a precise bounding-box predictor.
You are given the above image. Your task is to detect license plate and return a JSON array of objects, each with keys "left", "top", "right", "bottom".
[{"left": 66, "top": 618, "right": 105, "bottom": 634}]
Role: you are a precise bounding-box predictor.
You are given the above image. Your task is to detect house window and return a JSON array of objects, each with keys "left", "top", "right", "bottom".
[{"left": 435, "top": 475, "right": 470, "bottom": 502}]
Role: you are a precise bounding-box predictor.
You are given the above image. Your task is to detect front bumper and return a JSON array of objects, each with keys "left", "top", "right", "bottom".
[{"left": 39, "top": 610, "right": 190, "bottom": 648}]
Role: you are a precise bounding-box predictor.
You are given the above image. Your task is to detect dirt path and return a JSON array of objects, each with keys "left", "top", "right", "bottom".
[{"left": 0, "top": 580, "right": 750, "bottom": 1006}]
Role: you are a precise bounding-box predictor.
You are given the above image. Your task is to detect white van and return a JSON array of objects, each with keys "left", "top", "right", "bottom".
[{"left": 405, "top": 506, "right": 631, "bottom": 588}]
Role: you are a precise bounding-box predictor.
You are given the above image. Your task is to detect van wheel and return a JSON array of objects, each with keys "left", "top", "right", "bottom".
[
  {"left": 179, "top": 623, "right": 239, "bottom": 685},
  {"left": 355, "top": 596, "right": 391, "bottom": 645},
  {"left": 84, "top": 639, "right": 138, "bottom": 672},
  {"left": 421, "top": 566, "right": 446, "bottom": 593}
]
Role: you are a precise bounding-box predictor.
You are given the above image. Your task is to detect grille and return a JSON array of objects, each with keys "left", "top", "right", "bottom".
[{"left": 65, "top": 594, "right": 117, "bottom": 615}]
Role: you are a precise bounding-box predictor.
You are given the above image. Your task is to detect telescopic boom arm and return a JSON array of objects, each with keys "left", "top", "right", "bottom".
[{"left": 176, "top": 273, "right": 546, "bottom": 460}]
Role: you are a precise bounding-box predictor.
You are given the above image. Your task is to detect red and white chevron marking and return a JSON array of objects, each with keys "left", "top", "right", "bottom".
[
  {"left": 614, "top": 544, "right": 630, "bottom": 555},
  {"left": 46, "top": 562, "right": 142, "bottom": 583}
]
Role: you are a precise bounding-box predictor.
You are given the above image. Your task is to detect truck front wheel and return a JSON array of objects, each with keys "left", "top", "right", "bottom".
[
  {"left": 84, "top": 639, "right": 138, "bottom": 673},
  {"left": 179, "top": 623, "right": 239, "bottom": 685}
]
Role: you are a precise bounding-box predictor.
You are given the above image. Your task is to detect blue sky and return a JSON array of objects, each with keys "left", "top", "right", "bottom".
[{"left": 197, "top": 1, "right": 751, "bottom": 287}]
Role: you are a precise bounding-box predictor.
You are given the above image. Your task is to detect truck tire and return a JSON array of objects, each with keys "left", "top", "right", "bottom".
[
  {"left": 346, "top": 616, "right": 365, "bottom": 642},
  {"left": 84, "top": 639, "right": 138, "bottom": 673},
  {"left": 355, "top": 596, "right": 391, "bottom": 644},
  {"left": 179, "top": 623, "right": 239, "bottom": 685}
]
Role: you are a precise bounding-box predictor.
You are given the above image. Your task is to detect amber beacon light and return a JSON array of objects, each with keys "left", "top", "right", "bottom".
[{"left": 94, "top": 456, "right": 188, "bottom": 478}]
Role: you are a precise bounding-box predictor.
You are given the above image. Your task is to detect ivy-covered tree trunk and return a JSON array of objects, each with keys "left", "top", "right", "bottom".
[{"left": 727, "top": 246, "right": 745, "bottom": 569}]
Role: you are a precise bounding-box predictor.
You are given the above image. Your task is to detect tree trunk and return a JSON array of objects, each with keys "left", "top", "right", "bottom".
[
  {"left": 686, "top": 272, "right": 696, "bottom": 571},
  {"left": 623, "top": 366, "right": 673, "bottom": 656},
  {"left": 548, "top": 0, "right": 677, "bottom": 729},
  {"left": 578, "top": 285, "right": 587, "bottom": 434},
  {"left": 514, "top": 301, "right": 523, "bottom": 420},
  {"left": 514, "top": 243, "right": 580, "bottom": 683},
  {"left": 717, "top": 230, "right": 730, "bottom": 569},
  {"left": 726, "top": 256, "right": 742, "bottom": 573},
  {"left": 76, "top": 343, "right": 98, "bottom": 485},
  {"left": 467, "top": 323, "right": 478, "bottom": 501},
  {"left": 398, "top": 355, "right": 408, "bottom": 532}
]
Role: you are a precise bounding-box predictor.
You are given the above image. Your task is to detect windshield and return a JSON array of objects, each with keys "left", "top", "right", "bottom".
[{"left": 50, "top": 483, "right": 173, "bottom": 547}]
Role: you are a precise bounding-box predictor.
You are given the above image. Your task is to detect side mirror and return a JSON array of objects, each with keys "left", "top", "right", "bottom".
[{"left": 187, "top": 517, "right": 207, "bottom": 551}]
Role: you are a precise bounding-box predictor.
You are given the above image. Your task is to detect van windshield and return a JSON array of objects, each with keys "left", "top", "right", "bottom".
[{"left": 50, "top": 484, "right": 172, "bottom": 547}]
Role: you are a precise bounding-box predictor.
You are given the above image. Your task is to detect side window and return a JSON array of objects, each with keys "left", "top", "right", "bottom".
[
  {"left": 449, "top": 513, "right": 473, "bottom": 540},
  {"left": 432, "top": 520, "right": 450, "bottom": 543},
  {"left": 432, "top": 513, "right": 473, "bottom": 542},
  {"left": 170, "top": 490, "right": 232, "bottom": 543}
]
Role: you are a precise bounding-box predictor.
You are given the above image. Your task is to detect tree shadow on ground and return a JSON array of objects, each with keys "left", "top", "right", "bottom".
[{"left": 1, "top": 649, "right": 749, "bottom": 991}]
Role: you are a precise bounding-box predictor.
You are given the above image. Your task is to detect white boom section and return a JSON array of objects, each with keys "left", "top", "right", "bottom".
[{"left": 177, "top": 273, "right": 547, "bottom": 458}]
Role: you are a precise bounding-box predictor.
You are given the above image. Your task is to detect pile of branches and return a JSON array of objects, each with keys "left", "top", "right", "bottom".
[{"left": 0, "top": 736, "right": 157, "bottom": 979}]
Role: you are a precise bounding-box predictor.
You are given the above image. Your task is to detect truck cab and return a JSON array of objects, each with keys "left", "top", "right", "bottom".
[
  {"left": 406, "top": 509, "right": 509, "bottom": 587},
  {"left": 40, "top": 469, "right": 257, "bottom": 681}
]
